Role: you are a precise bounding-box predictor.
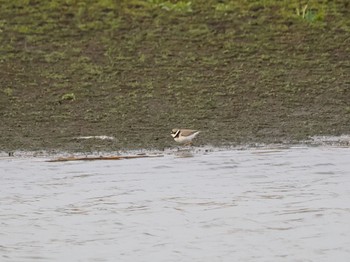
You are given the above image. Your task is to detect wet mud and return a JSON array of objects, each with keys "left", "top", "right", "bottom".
[{"left": 0, "top": 1, "right": 349, "bottom": 152}]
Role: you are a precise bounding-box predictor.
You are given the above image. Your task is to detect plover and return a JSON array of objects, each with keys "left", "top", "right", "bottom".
[{"left": 171, "top": 129, "right": 200, "bottom": 145}]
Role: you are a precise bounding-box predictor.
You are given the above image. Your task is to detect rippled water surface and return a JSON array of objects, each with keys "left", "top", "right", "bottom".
[{"left": 1, "top": 146, "right": 350, "bottom": 261}]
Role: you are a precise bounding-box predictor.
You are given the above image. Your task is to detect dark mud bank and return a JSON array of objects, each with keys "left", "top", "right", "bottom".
[{"left": 1, "top": 1, "right": 349, "bottom": 152}]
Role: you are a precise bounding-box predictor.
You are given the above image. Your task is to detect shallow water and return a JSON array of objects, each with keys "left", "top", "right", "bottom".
[{"left": 1, "top": 146, "right": 350, "bottom": 262}]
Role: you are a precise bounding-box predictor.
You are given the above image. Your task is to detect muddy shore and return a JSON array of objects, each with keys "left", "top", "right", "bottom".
[{"left": 1, "top": 1, "right": 349, "bottom": 152}]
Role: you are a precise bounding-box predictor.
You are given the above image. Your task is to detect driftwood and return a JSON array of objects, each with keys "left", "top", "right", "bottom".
[{"left": 47, "top": 154, "right": 163, "bottom": 162}]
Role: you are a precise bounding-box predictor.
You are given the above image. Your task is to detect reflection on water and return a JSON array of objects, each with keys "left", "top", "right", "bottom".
[
  {"left": 1, "top": 146, "right": 350, "bottom": 261},
  {"left": 174, "top": 149, "right": 194, "bottom": 158}
]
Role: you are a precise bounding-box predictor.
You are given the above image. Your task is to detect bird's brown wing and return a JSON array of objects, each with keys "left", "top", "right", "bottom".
[{"left": 180, "top": 129, "right": 199, "bottom": 136}]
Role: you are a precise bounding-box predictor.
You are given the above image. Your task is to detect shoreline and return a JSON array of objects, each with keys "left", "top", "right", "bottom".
[{"left": 1, "top": 134, "right": 349, "bottom": 158}]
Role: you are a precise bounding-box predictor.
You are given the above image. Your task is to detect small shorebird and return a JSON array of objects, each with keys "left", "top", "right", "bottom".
[{"left": 171, "top": 128, "right": 200, "bottom": 145}]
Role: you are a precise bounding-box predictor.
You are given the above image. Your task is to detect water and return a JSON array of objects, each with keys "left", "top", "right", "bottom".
[{"left": 1, "top": 146, "right": 350, "bottom": 262}]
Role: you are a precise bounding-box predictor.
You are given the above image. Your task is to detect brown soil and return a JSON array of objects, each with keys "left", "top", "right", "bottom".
[{"left": 0, "top": 1, "right": 349, "bottom": 152}]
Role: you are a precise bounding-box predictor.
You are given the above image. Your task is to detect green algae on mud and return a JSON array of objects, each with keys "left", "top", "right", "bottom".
[{"left": 0, "top": 0, "right": 349, "bottom": 152}]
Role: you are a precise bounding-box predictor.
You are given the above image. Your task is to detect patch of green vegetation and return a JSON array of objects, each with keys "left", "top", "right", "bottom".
[
  {"left": 149, "top": 0, "right": 192, "bottom": 12},
  {"left": 295, "top": 3, "right": 326, "bottom": 23},
  {"left": 41, "top": 71, "right": 67, "bottom": 81},
  {"left": 44, "top": 51, "right": 67, "bottom": 63},
  {"left": 188, "top": 24, "right": 211, "bottom": 37},
  {"left": 214, "top": 2, "right": 235, "bottom": 13},
  {"left": 2, "top": 87, "right": 13, "bottom": 96},
  {"left": 61, "top": 93, "right": 76, "bottom": 101},
  {"left": 70, "top": 56, "right": 104, "bottom": 81}
]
